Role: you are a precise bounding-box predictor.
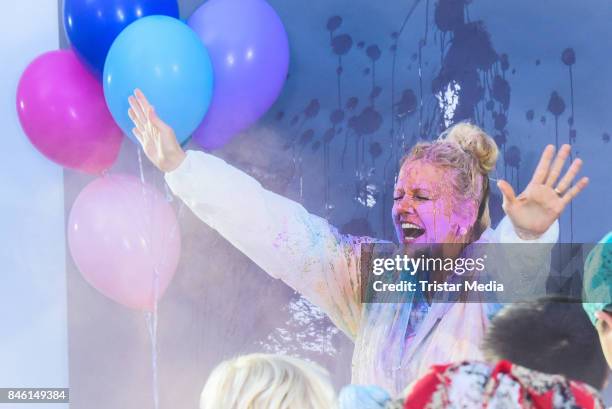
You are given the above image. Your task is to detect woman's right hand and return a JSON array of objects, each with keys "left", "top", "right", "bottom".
[{"left": 127, "top": 89, "right": 186, "bottom": 172}]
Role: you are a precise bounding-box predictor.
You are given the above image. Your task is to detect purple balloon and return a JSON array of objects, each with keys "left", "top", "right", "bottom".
[{"left": 188, "top": 0, "right": 289, "bottom": 150}]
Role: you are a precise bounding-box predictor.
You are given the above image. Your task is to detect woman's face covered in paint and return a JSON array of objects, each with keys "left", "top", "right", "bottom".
[{"left": 392, "top": 159, "right": 479, "bottom": 246}]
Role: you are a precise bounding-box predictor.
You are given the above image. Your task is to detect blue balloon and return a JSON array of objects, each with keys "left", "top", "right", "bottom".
[
  {"left": 64, "top": 0, "right": 180, "bottom": 79},
  {"left": 103, "top": 16, "right": 214, "bottom": 144}
]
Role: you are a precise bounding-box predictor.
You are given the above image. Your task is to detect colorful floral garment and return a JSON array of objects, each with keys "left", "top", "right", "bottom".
[{"left": 403, "top": 361, "right": 603, "bottom": 409}]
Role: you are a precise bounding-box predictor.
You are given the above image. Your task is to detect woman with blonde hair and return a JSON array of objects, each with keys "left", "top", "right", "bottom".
[
  {"left": 200, "top": 353, "right": 337, "bottom": 409},
  {"left": 128, "top": 89, "right": 588, "bottom": 395}
]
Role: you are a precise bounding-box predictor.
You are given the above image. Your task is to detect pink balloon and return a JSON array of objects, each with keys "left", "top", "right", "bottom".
[
  {"left": 68, "top": 174, "right": 181, "bottom": 310},
  {"left": 16, "top": 50, "right": 122, "bottom": 174}
]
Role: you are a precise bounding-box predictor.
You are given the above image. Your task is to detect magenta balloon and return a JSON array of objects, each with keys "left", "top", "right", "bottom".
[
  {"left": 16, "top": 50, "right": 122, "bottom": 174},
  {"left": 68, "top": 174, "right": 181, "bottom": 311},
  {"left": 188, "top": 0, "right": 289, "bottom": 150}
]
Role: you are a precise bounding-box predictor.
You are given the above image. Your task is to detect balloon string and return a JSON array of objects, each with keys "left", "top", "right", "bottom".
[
  {"left": 144, "top": 298, "right": 159, "bottom": 409},
  {"left": 138, "top": 141, "right": 160, "bottom": 409},
  {"left": 137, "top": 147, "right": 146, "bottom": 185},
  {"left": 136, "top": 146, "right": 155, "bottom": 270},
  {"left": 144, "top": 199, "right": 183, "bottom": 409}
]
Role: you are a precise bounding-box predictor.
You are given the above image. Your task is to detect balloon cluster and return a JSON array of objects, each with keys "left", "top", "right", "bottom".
[{"left": 15, "top": 0, "right": 289, "bottom": 310}]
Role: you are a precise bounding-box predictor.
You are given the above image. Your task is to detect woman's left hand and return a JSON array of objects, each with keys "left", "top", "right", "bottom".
[{"left": 497, "top": 144, "right": 588, "bottom": 240}]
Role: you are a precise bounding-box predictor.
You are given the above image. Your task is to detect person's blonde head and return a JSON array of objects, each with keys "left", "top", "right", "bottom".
[
  {"left": 401, "top": 122, "right": 498, "bottom": 238},
  {"left": 200, "top": 353, "right": 337, "bottom": 409}
]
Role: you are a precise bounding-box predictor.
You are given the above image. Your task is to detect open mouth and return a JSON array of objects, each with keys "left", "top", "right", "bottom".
[{"left": 401, "top": 222, "right": 426, "bottom": 242}]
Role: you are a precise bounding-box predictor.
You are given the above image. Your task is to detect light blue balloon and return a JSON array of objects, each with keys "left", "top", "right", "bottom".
[{"left": 103, "top": 15, "right": 213, "bottom": 144}]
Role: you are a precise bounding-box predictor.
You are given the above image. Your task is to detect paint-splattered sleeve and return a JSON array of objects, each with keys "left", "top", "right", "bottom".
[
  {"left": 487, "top": 216, "right": 559, "bottom": 298},
  {"left": 165, "top": 150, "right": 365, "bottom": 339}
]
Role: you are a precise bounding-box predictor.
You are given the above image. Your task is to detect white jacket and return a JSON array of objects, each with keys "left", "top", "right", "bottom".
[{"left": 165, "top": 150, "right": 558, "bottom": 396}]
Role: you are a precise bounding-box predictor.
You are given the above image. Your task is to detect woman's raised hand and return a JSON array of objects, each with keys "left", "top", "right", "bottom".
[
  {"left": 497, "top": 144, "right": 588, "bottom": 240},
  {"left": 127, "top": 89, "right": 186, "bottom": 172}
]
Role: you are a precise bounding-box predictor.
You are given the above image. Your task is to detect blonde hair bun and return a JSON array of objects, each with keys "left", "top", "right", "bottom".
[{"left": 443, "top": 122, "right": 499, "bottom": 174}]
